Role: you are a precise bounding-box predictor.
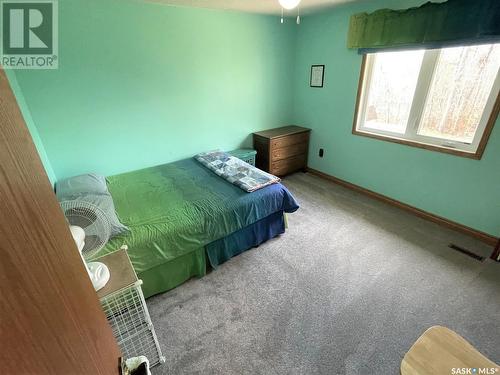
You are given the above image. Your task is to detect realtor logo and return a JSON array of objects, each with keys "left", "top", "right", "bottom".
[{"left": 1, "top": 0, "right": 58, "bottom": 69}]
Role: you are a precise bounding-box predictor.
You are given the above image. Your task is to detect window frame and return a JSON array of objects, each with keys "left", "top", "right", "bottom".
[{"left": 352, "top": 51, "right": 500, "bottom": 160}]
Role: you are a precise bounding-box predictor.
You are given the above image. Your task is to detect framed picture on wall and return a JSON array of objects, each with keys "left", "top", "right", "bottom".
[{"left": 310, "top": 65, "right": 325, "bottom": 88}]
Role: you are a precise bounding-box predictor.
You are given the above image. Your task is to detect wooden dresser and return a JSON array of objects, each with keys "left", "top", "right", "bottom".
[{"left": 253, "top": 125, "right": 311, "bottom": 176}]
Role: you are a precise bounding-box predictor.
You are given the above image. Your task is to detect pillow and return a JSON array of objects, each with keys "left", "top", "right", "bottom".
[
  {"left": 56, "top": 173, "right": 108, "bottom": 200},
  {"left": 56, "top": 173, "right": 128, "bottom": 237}
]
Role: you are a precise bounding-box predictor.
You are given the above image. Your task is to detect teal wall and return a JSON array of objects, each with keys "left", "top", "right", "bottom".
[
  {"left": 11, "top": 0, "right": 296, "bottom": 180},
  {"left": 292, "top": 0, "right": 500, "bottom": 236},
  {"left": 8, "top": 0, "right": 500, "bottom": 237},
  {"left": 6, "top": 71, "right": 57, "bottom": 185}
]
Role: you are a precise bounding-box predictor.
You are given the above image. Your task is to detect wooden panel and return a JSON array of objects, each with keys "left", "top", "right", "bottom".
[
  {"left": 401, "top": 326, "right": 497, "bottom": 375},
  {"left": 491, "top": 238, "right": 500, "bottom": 261},
  {"left": 476, "top": 89, "right": 500, "bottom": 159},
  {"left": 0, "top": 69, "right": 121, "bottom": 374},
  {"left": 253, "top": 134, "right": 270, "bottom": 171},
  {"left": 253, "top": 125, "right": 310, "bottom": 139},
  {"left": 271, "top": 154, "right": 307, "bottom": 176},
  {"left": 272, "top": 142, "right": 308, "bottom": 161},
  {"left": 271, "top": 132, "right": 310, "bottom": 149},
  {"left": 307, "top": 167, "right": 498, "bottom": 246}
]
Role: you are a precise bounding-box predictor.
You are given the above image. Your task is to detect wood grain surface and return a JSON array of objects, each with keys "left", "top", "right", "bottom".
[{"left": 0, "top": 69, "right": 121, "bottom": 374}]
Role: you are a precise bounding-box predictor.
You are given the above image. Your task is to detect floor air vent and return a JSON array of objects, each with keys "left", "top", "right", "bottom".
[{"left": 448, "top": 244, "right": 485, "bottom": 262}]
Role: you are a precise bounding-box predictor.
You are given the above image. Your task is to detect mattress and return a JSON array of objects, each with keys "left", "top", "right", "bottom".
[{"left": 93, "top": 158, "right": 299, "bottom": 294}]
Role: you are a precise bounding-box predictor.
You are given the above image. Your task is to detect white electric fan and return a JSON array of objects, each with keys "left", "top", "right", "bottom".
[{"left": 60, "top": 200, "right": 111, "bottom": 291}]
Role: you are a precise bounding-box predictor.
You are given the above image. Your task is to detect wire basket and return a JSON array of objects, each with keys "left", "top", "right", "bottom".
[{"left": 100, "top": 281, "right": 165, "bottom": 367}]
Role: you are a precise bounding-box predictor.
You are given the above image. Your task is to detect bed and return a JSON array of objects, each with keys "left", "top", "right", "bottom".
[{"left": 93, "top": 158, "right": 299, "bottom": 298}]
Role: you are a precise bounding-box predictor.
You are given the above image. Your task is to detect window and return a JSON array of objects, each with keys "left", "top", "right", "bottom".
[{"left": 353, "top": 44, "right": 500, "bottom": 159}]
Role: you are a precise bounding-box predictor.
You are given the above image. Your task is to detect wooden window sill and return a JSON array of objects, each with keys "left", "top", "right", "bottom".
[{"left": 352, "top": 128, "right": 483, "bottom": 160}]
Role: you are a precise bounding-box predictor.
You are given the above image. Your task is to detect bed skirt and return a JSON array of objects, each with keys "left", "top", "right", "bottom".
[
  {"left": 205, "top": 210, "right": 285, "bottom": 268},
  {"left": 138, "top": 248, "right": 206, "bottom": 298},
  {"left": 139, "top": 211, "right": 286, "bottom": 298}
]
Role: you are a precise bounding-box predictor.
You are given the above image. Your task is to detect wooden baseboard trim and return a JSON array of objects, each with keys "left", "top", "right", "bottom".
[{"left": 306, "top": 167, "right": 498, "bottom": 248}]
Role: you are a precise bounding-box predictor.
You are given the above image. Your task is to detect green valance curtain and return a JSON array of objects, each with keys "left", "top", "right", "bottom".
[{"left": 347, "top": 0, "right": 500, "bottom": 51}]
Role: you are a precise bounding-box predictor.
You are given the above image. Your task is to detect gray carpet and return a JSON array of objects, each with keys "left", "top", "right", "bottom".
[{"left": 148, "top": 172, "right": 500, "bottom": 375}]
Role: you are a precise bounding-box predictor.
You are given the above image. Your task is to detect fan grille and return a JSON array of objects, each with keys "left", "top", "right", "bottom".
[{"left": 60, "top": 200, "right": 112, "bottom": 259}]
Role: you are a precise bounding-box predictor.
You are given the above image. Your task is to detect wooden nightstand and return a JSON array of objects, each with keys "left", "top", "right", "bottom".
[
  {"left": 253, "top": 125, "right": 311, "bottom": 176},
  {"left": 96, "top": 249, "right": 165, "bottom": 368}
]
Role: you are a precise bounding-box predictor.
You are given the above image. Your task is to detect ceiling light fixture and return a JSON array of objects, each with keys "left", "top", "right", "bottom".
[
  {"left": 278, "top": 0, "right": 301, "bottom": 10},
  {"left": 279, "top": 0, "right": 301, "bottom": 25}
]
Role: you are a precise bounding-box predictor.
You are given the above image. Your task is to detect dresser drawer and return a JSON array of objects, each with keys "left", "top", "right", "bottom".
[
  {"left": 271, "top": 132, "right": 309, "bottom": 150},
  {"left": 253, "top": 126, "right": 310, "bottom": 176},
  {"left": 271, "top": 154, "right": 307, "bottom": 176},
  {"left": 272, "top": 143, "right": 308, "bottom": 161}
]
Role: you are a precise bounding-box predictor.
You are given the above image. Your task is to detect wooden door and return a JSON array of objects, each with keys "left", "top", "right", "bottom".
[
  {"left": 0, "top": 69, "right": 121, "bottom": 374},
  {"left": 492, "top": 238, "right": 500, "bottom": 261}
]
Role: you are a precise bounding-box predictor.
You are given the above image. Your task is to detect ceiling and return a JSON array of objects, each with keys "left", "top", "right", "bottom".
[{"left": 144, "top": 0, "right": 359, "bottom": 16}]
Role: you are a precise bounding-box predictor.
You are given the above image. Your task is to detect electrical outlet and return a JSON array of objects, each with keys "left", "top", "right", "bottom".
[{"left": 319, "top": 148, "right": 324, "bottom": 158}]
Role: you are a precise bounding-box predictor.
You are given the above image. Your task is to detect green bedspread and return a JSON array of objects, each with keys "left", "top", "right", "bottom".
[{"left": 92, "top": 158, "right": 298, "bottom": 296}]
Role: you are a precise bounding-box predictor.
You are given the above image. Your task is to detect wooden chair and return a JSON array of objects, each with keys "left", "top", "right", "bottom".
[{"left": 401, "top": 326, "right": 498, "bottom": 375}]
